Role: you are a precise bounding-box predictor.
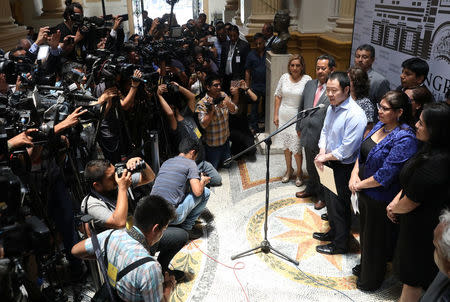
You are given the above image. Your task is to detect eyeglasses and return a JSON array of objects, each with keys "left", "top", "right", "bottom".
[
  {"left": 211, "top": 83, "right": 221, "bottom": 87},
  {"left": 377, "top": 103, "right": 399, "bottom": 112}
]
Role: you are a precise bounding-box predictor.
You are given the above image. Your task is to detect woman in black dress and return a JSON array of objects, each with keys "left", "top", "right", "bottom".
[
  {"left": 349, "top": 91, "right": 417, "bottom": 291},
  {"left": 387, "top": 102, "right": 450, "bottom": 302}
]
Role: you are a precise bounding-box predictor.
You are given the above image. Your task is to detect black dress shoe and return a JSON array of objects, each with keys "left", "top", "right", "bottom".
[
  {"left": 352, "top": 264, "right": 361, "bottom": 277},
  {"left": 314, "top": 200, "right": 326, "bottom": 210},
  {"left": 295, "top": 190, "right": 313, "bottom": 198},
  {"left": 316, "top": 243, "right": 347, "bottom": 255},
  {"left": 312, "top": 231, "right": 333, "bottom": 241},
  {"left": 321, "top": 213, "right": 328, "bottom": 221}
]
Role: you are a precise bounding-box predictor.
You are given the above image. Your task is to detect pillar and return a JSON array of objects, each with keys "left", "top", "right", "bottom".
[
  {"left": 41, "top": 0, "right": 65, "bottom": 18},
  {"left": 332, "top": 0, "right": 355, "bottom": 35},
  {"left": 0, "top": 0, "right": 27, "bottom": 51},
  {"left": 223, "top": 0, "right": 238, "bottom": 23},
  {"left": 232, "top": 0, "right": 242, "bottom": 26},
  {"left": 246, "top": 0, "right": 281, "bottom": 34}
]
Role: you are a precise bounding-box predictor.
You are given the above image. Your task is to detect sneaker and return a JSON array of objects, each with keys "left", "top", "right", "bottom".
[
  {"left": 187, "top": 228, "right": 203, "bottom": 240},
  {"left": 199, "top": 208, "right": 215, "bottom": 223},
  {"left": 167, "top": 269, "right": 186, "bottom": 282}
]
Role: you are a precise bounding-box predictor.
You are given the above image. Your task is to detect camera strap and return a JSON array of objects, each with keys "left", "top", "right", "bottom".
[
  {"left": 90, "top": 229, "right": 117, "bottom": 302},
  {"left": 126, "top": 226, "right": 152, "bottom": 254}
]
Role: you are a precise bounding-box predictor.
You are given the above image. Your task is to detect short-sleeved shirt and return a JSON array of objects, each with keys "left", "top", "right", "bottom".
[
  {"left": 195, "top": 92, "right": 237, "bottom": 147},
  {"left": 81, "top": 173, "right": 140, "bottom": 230},
  {"left": 354, "top": 97, "right": 375, "bottom": 123},
  {"left": 244, "top": 50, "right": 266, "bottom": 94},
  {"left": 84, "top": 227, "right": 163, "bottom": 302},
  {"left": 150, "top": 156, "right": 199, "bottom": 207}
]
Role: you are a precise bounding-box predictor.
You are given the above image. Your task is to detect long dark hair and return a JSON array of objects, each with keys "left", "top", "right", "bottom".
[
  {"left": 401, "top": 102, "right": 450, "bottom": 178},
  {"left": 348, "top": 66, "right": 369, "bottom": 100}
]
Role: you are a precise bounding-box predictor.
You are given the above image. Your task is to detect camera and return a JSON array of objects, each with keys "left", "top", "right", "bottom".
[
  {"left": 213, "top": 96, "right": 224, "bottom": 105},
  {"left": 114, "top": 159, "right": 146, "bottom": 177}
]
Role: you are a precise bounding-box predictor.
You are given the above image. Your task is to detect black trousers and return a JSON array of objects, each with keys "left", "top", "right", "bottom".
[
  {"left": 151, "top": 226, "right": 189, "bottom": 271},
  {"left": 304, "top": 145, "right": 324, "bottom": 201},
  {"left": 325, "top": 161, "right": 353, "bottom": 250},
  {"left": 359, "top": 192, "right": 396, "bottom": 290}
]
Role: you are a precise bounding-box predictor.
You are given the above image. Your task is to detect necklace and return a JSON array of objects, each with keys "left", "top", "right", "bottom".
[{"left": 382, "top": 125, "right": 396, "bottom": 133}]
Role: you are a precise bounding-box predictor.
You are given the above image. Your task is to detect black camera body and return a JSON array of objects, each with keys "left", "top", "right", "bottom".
[{"left": 114, "top": 159, "right": 146, "bottom": 177}]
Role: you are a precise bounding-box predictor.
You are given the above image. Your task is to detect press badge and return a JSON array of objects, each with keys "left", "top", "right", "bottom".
[
  {"left": 107, "top": 262, "right": 119, "bottom": 287},
  {"left": 236, "top": 56, "right": 240, "bottom": 63},
  {"left": 194, "top": 127, "right": 202, "bottom": 138}
]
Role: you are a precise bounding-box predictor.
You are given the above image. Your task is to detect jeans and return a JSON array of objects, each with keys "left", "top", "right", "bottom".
[
  {"left": 197, "top": 161, "right": 222, "bottom": 186},
  {"left": 249, "top": 92, "right": 264, "bottom": 131},
  {"left": 205, "top": 140, "right": 231, "bottom": 169},
  {"left": 170, "top": 187, "right": 210, "bottom": 230}
]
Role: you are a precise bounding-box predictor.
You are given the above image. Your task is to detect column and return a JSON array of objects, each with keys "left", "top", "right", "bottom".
[
  {"left": 327, "top": 0, "right": 340, "bottom": 30},
  {"left": 41, "top": 0, "right": 65, "bottom": 18},
  {"left": 232, "top": 0, "right": 242, "bottom": 26},
  {"left": 223, "top": 0, "right": 238, "bottom": 23},
  {"left": 332, "top": 0, "right": 355, "bottom": 35},
  {"left": 246, "top": 0, "right": 281, "bottom": 34},
  {"left": 0, "top": 0, "right": 27, "bottom": 51}
]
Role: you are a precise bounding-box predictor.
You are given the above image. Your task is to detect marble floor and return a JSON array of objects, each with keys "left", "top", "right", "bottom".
[{"left": 168, "top": 153, "right": 403, "bottom": 302}]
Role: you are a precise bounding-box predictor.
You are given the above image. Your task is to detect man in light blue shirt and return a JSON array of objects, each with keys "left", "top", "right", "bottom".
[{"left": 313, "top": 71, "right": 367, "bottom": 255}]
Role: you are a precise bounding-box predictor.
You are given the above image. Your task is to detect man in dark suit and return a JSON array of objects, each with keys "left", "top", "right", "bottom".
[
  {"left": 295, "top": 55, "right": 336, "bottom": 211},
  {"left": 262, "top": 23, "right": 275, "bottom": 51},
  {"left": 219, "top": 25, "right": 250, "bottom": 93},
  {"left": 354, "top": 44, "right": 390, "bottom": 108}
]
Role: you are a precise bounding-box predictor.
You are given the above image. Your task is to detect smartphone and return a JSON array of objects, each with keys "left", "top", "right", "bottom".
[{"left": 48, "top": 26, "right": 58, "bottom": 35}]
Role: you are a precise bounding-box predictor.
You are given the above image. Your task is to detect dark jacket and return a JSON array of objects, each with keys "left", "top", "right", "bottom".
[{"left": 219, "top": 39, "right": 249, "bottom": 79}]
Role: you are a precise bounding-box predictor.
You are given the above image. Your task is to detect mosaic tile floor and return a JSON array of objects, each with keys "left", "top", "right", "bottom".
[{"left": 169, "top": 153, "right": 403, "bottom": 302}]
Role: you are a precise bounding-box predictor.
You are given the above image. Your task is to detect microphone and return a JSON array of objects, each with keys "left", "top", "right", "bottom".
[{"left": 299, "top": 104, "right": 326, "bottom": 115}]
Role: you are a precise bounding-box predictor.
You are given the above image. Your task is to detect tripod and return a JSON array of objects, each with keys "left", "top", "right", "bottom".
[{"left": 227, "top": 106, "right": 323, "bottom": 265}]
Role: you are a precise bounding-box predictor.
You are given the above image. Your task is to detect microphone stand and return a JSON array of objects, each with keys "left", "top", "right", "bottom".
[{"left": 227, "top": 108, "right": 322, "bottom": 265}]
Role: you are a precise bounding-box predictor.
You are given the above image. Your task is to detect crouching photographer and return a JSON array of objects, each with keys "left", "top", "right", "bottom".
[
  {"left": 73, "top": 195, "right": 177, "bottom": 302},
  {"left": 81, "top": 157, "right": 188, "bottom": 278}
]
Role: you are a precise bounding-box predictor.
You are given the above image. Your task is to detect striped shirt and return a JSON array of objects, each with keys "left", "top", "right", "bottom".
[
  {"left": 196, "top": 92, "right": 237, "bottom": 147},
  {"left": 85, "top": 228, "right": 163, "bottom": 302},
  {"left": 151, "top": 155, "right": 199, "bottom": 207}
]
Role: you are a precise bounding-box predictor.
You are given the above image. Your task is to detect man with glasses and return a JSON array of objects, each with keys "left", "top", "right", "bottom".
[
  {"left": 313, "top": 71, "right": 367, "bottom": 255},
  {"left": 195, "top": 74, "right": 237, "bottom": 169}
]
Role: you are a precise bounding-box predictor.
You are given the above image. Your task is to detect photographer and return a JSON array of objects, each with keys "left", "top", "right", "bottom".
[
  {"left": 73, "top": 195, "right": 178, "bottom": 301},
  {"left": 55, "top": 1, "right": 84, "bottom": 59},
  {"left": 195, "top": 74, "right": 237, "bottom": 169},
  {"left": 156, "top": 82, "right": 222, "bottom": 186},
  {"left": 95, "top": 69, "right": 143, "bottom": 163},
  {"left": 151, "top": 137, "right": 211, "bottom": 240},
  {"left": 81, "top": 158, "right": 188, "bottom": 277},
  {"left": 81, "top": 157, "right": 154, "bottom": 230}
]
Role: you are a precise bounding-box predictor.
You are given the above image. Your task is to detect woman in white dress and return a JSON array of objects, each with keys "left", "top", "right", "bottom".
[{"left": 273, "top": 54, "right": 312, "bottom": 186}]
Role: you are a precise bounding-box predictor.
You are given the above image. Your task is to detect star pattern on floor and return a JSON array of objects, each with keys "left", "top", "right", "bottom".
[{"left": 272, "top": 207, "right": 343, "bottom": 271}]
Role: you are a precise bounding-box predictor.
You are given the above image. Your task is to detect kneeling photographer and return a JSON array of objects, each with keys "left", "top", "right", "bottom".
[
  {"left": 156, "top": 81, "right": 222, "bottom": 186},
  {"left": 81, "top": 158, "right": 188, "bottom": 278}
]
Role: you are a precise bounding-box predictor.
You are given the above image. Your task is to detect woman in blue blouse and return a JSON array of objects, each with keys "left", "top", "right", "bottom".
[{"left": 348, "top": 91, "right": 418, "bottom": 291}]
